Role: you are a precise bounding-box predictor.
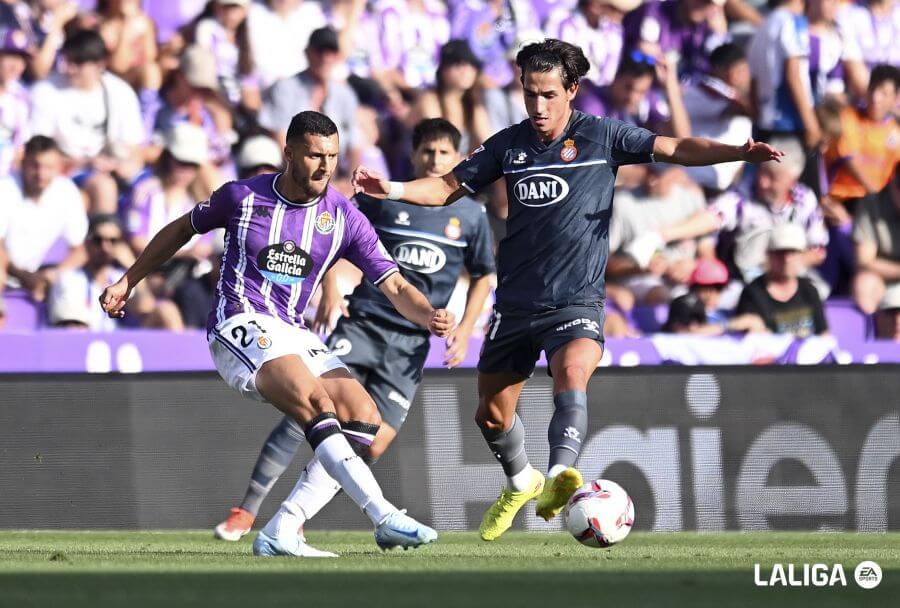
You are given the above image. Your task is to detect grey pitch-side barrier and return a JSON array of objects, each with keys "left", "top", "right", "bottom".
[{"left": 0, "top": 367, "right": 897, "bottom": 531}]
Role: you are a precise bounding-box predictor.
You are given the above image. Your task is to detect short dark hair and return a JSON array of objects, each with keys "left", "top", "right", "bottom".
[
  {"left": 61, "top": 29, "right": 108, "bottom": 64},
  {"left": 88, "top": 213, "right": 123, "bottom": 237},
  {"left": 24, "top": 135, "right": 60, "bottom": 157},
  {"left": 616, "top": 50, "right": 656, "bottom": 80},
  {"left": 516, "top": 38, "right": 590, "bottom": 90},
  {"left": 285, "top": 111, "right": 338, "bottom": 144},
  {"left": 412, "top": 118, "right": 462, "bottom": 152},
  {"left": 869, "top": 64, "right": 900, "bottom": 93},
  {"left": 709, "top": 43, "right": 746, "bottom": 72}
]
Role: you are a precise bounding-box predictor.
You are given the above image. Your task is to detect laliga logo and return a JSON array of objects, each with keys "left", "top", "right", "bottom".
[
  {"left": 754, "top": 561, "right": 882, "bottom": 589},
  {"left": 514, "top": 174, "right": 569, "bottom": 207},
  {"left": 392, "top": 241, "right": 446, "bottom": 274}
]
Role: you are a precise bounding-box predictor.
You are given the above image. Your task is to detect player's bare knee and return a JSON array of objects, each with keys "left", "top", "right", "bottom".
[{"left": 475, "top": 405, "right": 508, "bottom": 432}]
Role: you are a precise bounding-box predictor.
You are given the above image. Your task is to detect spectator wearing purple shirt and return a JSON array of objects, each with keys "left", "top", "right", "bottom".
[
  {"left": 575, "top": 50, "right": 690, "bottom": 138},
  {"left": 376, "top": 0, "right": 450, "bottom": 90},
  {"left": 546, "top": 0, "right": 640, "bottom": 87},
  {"left": 450, "top": 0, "right": 539, "bottom": 88},
  {"left": 623, "top": 0, "right": 730, "bottom": 78}
]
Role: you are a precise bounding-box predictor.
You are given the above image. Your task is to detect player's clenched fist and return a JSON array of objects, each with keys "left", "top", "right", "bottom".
[
  {"left": 429, "top": 309, "right": 455, "bottom": 337},
  {"left": 99, "top": 277, "right": 131, "bottom": 319}
]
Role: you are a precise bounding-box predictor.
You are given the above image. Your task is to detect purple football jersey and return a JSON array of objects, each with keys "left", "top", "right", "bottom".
[{"left": 190, "top": 173, "right": 398, "bottom": 332}]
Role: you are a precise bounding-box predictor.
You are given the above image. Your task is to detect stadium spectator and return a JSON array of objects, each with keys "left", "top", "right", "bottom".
[
  {"left": 246, "top": 0, "right": 328, "bottom": 89},
  {"left": 576, "top": 50, "right": 690, "bottom": 188},
  {"left": 853, "top": 171, "right": 900, "bottom": 314},
  {"left": 608, "top": 163, "right": 708, "bottom": 304},
  {"left": 0, "top": 28, "right": 30, "bottom": 178},
  {"left": 576, "top": 50, "right": 690, "bottom": 138},
  {"left": 659, "top": 137, "right": 828, "bottom": 284},
  {"left": 180, "top": 0, "right": 260, "bottom": 112},
  {"left": 46, "top": 213, "right": 182, "bottom": 329},
  {"left": 664, "top": 257, "right": 766, "bottom": 333},
  {"left": 122, "top": 122, "right": 211, "bottom": 259},
  {"left": 623, "top": 0, "right": 731, "bottom": 78},
  {"left": 450, "top": 0, "right": 539, "bottom": 89},
  {"left": 356, "top": 104, "right": 391, "bottom": 178},
  {"left": 874, "top": 283, "right": 900, "bottom": 341},
  {"left": 735, "top": 223, "right": 829, "bottom": 336},
  {"left": 836, "top": 0, "right": 900, "bottom": 69},
  {"left": 150, "top": 45, "right": 234, "bottom": 191},
  {"left": 30, "top": 29, "right": 144, "bottom": 214},
  {"left": 824, "top": 65, "right": 900, "bottom": 205},
  {"left": 236, "top": 134, "right": 283, "bottom": 179},
  {"left": 92, "top": 0, "right": 160, "bottom": 92},
  {"left": 748, "top": 0, "right": 821, "bottom": 151},
  {"left": 806, "top": 0, "right": 868, "bottom": 103},
  {"left": 820, "top": 65, "right": 899, "bottom": 295},
  {"left": 680, "top": 42, "right": 754, "bottom": 193},
  {"left": 412, "top": 40, "right": 492, "bottom": 154},
  {"left": 259, "top": 26, "right": 361, "bottom": 165},
  {"left": 0, "top": 136, "right": 87, "bottom": 302},
  {"left": 375, "top": 0, "right": 450, "bottom": 91},
  {"left": 5, "top": 0, "right": 79, "bottom": 80},
  {"left": 545, "top": 0, "right": 639, "bottom": 88}
]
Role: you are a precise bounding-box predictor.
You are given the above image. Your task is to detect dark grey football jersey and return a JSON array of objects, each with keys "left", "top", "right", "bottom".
[
  {"left": 453, "top": 110, "right": 656, "bottom": 314},
  {"left": 348, "top": 194, "right": 496, "bottom": 331}
]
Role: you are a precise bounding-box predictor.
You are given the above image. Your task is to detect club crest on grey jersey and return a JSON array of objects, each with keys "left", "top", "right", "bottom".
[
  {"left": 392, "top": 240, "right": 447, "bottom": 274},
  {"left": 513, "top": 173, "right": 570, "bottom": 207}
]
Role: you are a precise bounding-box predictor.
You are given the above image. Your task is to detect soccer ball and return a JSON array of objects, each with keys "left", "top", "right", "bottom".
[{"left": 564, "top": 479, "right": 634, "bottom": 548}]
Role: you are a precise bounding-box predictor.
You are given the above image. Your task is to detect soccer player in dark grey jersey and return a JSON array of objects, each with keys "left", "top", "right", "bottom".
[
  {"left": 214, "top": 119, "right": 496, "bottom": 542},
  {"left": 353, "top": 39, "right": 783, "bottom": 541}
]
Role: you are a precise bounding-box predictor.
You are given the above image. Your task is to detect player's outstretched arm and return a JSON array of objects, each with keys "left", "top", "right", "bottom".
[
  {"left": 351, "top": 166, "right": 467, "bottom": 207},
  {"left": 378, "top": 272, "right": 456, "bottom": 336},
  {"left": 652, "top": 137, "right": 784, "bottom": 167},
  {"left": 99, "top": 213, "right": 196, "bottom": 318}
]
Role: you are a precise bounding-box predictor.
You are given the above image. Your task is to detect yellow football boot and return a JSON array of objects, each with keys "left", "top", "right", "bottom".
[
  {"left": 479, "top": 470, "right": 545, "bottom": 541},
  {"left": 535, "top": 467, "right": 583, "bottom": 521}
]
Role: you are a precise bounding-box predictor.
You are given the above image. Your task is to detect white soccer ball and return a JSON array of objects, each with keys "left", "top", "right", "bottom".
[{"left": 564, "top": 479, "right": 634, "bottom": 548}]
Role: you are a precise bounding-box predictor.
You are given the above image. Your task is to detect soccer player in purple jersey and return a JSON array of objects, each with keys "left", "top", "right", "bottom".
[
  {"left": 353, "top": 39, "right": 783, "bottom": 541},
  {"left": 100, "top": 111, "right": 455, "bottom": 557}
]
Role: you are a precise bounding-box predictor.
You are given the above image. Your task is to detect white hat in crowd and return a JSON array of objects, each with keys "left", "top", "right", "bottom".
[
  {"left": 767, "top": 223, "right": 807, "bottom": 252},
  {"left": 238, "top": 135, "right": 283, "bottom": 170},
  {"left": 180, "top": 45, "right": 219, "bottom": 91},
  {"left": 165, "top": 123, "right": 210, "bottom": 165},
  {"left": 880, "top": 284, "right": 900, "bottom": 311},
  {"left": 48, "top": 294, "right": 92, "bottom": 328}
]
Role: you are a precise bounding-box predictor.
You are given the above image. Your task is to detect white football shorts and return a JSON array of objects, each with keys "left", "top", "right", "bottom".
[{"left": 208, "top": 311, "right": 346, "bottom": 402}]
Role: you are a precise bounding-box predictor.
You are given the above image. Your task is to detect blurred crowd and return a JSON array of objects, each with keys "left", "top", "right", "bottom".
[{"left": 0, "top": 0, "right": 897, "bottom": 342}]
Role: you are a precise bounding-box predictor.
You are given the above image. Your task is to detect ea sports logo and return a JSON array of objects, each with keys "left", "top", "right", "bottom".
[
  {"left": 392, "top": 240, "right": 447, "bottom": 274},
  {"left": 854, "top": 561, "right": 882, "bottom": 589},
  {"left": 513, "top": 173, "right": 569, "bottom": 207}
]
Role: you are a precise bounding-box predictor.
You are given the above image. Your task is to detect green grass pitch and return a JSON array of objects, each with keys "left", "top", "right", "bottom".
[{"left": 0, "top": 531, "right": 898, "bottom": 607}]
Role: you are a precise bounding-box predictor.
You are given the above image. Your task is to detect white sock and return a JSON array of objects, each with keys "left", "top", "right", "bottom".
[
  {"left": 313, "top": 434, "right": 396, "bottom": 525},
  {"left": 547, "top": 464, "right": 568, "bottom": 479},
  {"left": 508, "top": 463, "right": 537, "bottom": 491},
  {"left": 262, "top": 500, "right": 307, "bottom": 539},
  {"left": 288, "top": 457, "right": 342, "bottom": 519}
]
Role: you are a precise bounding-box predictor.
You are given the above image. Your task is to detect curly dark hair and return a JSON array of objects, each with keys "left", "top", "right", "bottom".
[{"left": 515, "top": 39, "right": 591, "bottom": 89}]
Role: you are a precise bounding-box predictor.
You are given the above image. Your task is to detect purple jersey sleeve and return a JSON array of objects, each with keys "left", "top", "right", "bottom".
[
  {"left": 190, "top": 182, "right": 245, "bottom": 234},
  {"left": 341, "top": 201, "right": 398, "bottom": 285}
]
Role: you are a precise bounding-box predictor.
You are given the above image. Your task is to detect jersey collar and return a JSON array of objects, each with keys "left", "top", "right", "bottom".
[{"left": 271, "top": 173, "right": 325, "bottom": 207}]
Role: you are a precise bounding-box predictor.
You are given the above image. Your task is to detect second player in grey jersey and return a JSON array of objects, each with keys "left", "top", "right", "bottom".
[{"left": 353, "top": 38, "right": 784, "bottom": 540}]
